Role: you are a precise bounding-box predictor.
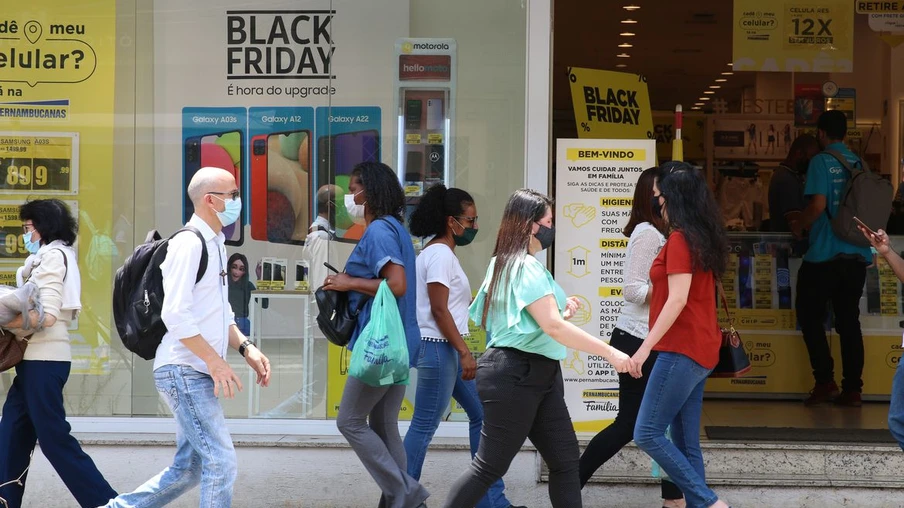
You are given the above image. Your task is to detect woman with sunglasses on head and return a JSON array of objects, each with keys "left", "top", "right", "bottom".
[
  {"left": 0, "top": 199, "right": 117, "bottom": 508},
  {"left": 578, "top": 167, "right": 685, "bottom": 507},
  {"left": 631, "top": 162, "right": 731, "bottom": 508},
  {"left": 443, "top": 189, "right": 632, "bottom": 508},
  {"left": 404, "top": 184, "right": 523, "bottom": 508}
]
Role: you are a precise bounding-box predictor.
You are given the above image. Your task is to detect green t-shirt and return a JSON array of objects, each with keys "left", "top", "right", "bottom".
[{"left": 468, "top": 255, "right": 567, "bottom": 360}]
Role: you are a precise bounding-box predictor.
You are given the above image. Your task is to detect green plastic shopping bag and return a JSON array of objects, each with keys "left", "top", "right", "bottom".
[{"left": 349, "top": 280, "right": 410, "bottom": 386}]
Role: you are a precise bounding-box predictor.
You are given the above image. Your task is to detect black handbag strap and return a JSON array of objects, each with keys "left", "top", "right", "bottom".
[{"left": 715, "top": 280, "right": 736, "bottom": 332}]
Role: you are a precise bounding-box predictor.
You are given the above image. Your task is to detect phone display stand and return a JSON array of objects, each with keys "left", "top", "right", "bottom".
[{"left": 393, "top": 39, "right": 457, "bottom": 207}]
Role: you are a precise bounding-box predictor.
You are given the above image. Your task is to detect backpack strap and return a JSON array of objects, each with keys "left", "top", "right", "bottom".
[
  {"left": 823, "top": 148, "right": 867, "bottom": 173},
  {"left": 170, "top": 226, "right": 209, "bottom": 284}
]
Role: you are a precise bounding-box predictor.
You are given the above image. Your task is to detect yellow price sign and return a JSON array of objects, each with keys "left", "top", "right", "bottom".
[{"left": 0, "top": 132, "right": 79, "bottom": 194}]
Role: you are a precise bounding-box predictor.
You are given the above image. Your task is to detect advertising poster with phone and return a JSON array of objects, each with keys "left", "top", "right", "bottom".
[
  {"left": 154, "top": 0, "right": 410, "bottom": 418},
  {"left": 554, "top": 138, "right": 655, "bottom": 432},
  {"left": 0, "top": 0, "right": 116, "bottom": 375}
]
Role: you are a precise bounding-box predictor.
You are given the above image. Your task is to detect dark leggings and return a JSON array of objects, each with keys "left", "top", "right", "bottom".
[
  {"left": 578, "top": 328, "right": 684, "bottom": 500},
  {"left": 443, "top": 347, "right": 582, "bottom": 508}
]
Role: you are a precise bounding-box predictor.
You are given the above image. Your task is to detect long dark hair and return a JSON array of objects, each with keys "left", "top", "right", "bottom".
[
  {"left": 352, "top": 161, "right": 405, "bottom": 222},
  {"left": 20, "top": 199, "right": 77, "bottom": 246},
  {"left": 658, "top": 162, "right": 728, "bottom": 276},
  {"left": 228, "top": 252, "right": 250, "bottom": 283},
  {"left": 623, "top": 167, "right": 666, "bottom": 237},
  {"left": 409, "top": 184, "right": 474, "bottom": 238},
  {"left": 480, "top": 189, "right": 552, "bottom": 326}
]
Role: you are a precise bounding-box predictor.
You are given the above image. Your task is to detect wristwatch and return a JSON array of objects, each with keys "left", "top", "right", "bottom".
[{"left": 239, "top": 339, "right": 254, "bottom": 357}]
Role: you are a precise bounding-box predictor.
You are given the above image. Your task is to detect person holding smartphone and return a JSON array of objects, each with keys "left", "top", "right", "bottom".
[{"left": 859, "top": 225, "right": 904, "bottom": 450}]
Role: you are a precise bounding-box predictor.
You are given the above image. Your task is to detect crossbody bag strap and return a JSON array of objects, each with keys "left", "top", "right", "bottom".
[{"left": 715, "top": 280, "right": 735, "bottom": 330}]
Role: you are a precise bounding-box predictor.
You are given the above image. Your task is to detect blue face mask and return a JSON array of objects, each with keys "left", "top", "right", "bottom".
[
  {"left": 212, "top": 196, "right": 242, "bottom": 227},
  {"left": 23, "top": 231, "right": 40, "bottom": 254}
]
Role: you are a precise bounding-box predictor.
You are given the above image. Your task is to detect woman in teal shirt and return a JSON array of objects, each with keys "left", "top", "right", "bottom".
[{"left": 443, "top": 189, "right": 632, "bottom": 508}]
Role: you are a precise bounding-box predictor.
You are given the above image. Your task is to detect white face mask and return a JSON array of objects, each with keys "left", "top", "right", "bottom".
[{"left": 344, "top": 191, "right": 366, "bottom": 224}]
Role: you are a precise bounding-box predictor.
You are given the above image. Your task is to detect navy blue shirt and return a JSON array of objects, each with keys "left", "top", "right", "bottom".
[{"left": 345, "top": 216, "right": 420, "bottom": 367}]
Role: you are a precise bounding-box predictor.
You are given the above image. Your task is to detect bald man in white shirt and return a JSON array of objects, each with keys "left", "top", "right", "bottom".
[{"left": 104, "top": 167, "right": 271, "bottom": 508}]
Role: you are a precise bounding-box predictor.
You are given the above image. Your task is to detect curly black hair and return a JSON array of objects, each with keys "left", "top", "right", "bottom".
[
  {"left": 408, "top": 184, "right": 474, "bottom": 238},
  {"left": 352, "top": 161, "right": 404, "bottom": 222},
  {"left": 20, "top": 198, "right": 78, "bottom": 246},
  {"left": 657, "top": 162, "right": 728, "bottom": 277}
]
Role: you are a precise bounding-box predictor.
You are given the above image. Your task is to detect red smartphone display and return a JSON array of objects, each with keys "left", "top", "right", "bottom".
[{"left": 250, "top": 135, "right": 269, "bottom": 241}]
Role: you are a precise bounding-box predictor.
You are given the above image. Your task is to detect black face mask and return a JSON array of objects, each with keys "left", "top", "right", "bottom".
[
  {"left": 652, "top": 195, "right": 664, "bottom": 219},
  {"left": 534, "top": 223, "right": 555, "bottom": 251}
]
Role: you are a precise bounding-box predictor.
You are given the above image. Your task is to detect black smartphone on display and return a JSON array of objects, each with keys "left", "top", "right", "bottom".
[
  {"left": 405, "top": 99, "right": 422, "bottom": 130},
  {"left": 405, "top": 151, "right": 424, "bottom": 181},
  {"left": 427, "top": 145, "right": 444, "bottom": 179},
  {"left": 183, "top": 136, "right": 202, "bottom": 220}
]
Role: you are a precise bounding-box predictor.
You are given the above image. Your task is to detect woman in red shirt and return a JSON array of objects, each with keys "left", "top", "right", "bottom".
[{"left": 629, "top": 162, "right": 731, "bottom": 508}]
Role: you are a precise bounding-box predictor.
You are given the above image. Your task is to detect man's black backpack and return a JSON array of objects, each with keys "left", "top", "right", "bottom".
[{"left": 113, "top": 227, "right": 208, "bottom": 360}]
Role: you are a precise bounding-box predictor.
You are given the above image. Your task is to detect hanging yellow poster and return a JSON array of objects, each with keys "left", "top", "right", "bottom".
[
  {"left": 0, "top": 0, "right": 117, "bottom": 375},
  {"left": 733, "top": 0, "right": 854, "bottom": 72},
  {"left": 568, "top": 67, "right": 654, "bottom": 140}
]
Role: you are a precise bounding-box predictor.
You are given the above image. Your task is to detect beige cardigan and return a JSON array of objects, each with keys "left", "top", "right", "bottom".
[{"left": 21, "top": 250, "right": 75, "bottom": 362}]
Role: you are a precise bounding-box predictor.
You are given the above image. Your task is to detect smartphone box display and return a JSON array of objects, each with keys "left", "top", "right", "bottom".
[{"left": 295, "top": 260, "right": 310, "bottom": 291}]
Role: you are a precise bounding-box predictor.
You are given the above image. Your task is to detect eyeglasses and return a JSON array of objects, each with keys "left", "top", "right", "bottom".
[
  {"left": 22, "top": 222, "right": 34, "bottom": 233},
  {"left": 209, "top": 190, "right": 240, "bottom": 200},
  {"left": 455, "top": 215, "right": 478, "bottom": 225}
]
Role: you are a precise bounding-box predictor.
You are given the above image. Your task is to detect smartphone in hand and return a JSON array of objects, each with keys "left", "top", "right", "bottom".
[
  {"left": 853, "top": 216, "right": 876, "bottom": 237},
  {"left": 324, "top": 262, "right": 340, "bottom": 274}
]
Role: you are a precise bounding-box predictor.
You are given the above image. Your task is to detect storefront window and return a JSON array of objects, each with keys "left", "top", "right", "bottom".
[{"left": 0, "top": 0, "right": 528, "bottom": 421}]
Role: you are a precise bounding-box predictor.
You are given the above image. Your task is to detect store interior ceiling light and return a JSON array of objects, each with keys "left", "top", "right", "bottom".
[
  {"left": 715, "top": 78, "right": 727, "bottom": 82},
  {"left": 619, "top": 43, "right": 633, "bottom": 48},
  {"left": 709, "top": 85, "right": 721, "bottom": 89},
  {"left": 616, "top": 64, "right": 628, "bottom": 68},
  {"left": 722, "top": 72, "right": 734, "bottom": 75},
  {"left": 623, "top": 4, "right": 641, "bottom": 10},
  {"left": 621, "top": 19, "right": 638, "bottom": 24},
  {"left": 619, "top": 32, "right": 636, "bottom": 36},
  {"left": 617, "top": 53, "right": 631, "bottom": 58},
  {"left": 699, "top": 97, "right": 711, "bottom": 101},
  {"left": 703, "top": 90, "right": 715, "bottom": 94}
]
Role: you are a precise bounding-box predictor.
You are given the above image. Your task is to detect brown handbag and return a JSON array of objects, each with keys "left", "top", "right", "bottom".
[
  {"left": 710, "top": 281, "right": 752, "bottom": 378},
  {"left": 0, "top": 329, "right": 28, "bottom": 373}
]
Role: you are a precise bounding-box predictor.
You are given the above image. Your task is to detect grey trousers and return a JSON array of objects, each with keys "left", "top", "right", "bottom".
[
  {"left": 443, "top": 347, "right": 582, "bottom": 508},
  {"left": 337, "top": 376, "right": 429, "bottom": 508}
]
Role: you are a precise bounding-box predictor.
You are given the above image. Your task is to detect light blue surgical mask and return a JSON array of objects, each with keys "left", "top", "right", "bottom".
[
  {"left": 23, "top": 231, "right": 40, "bottom": 254},
  {"left": 212, "top": 195, "right": 242, "bottom": 227}
]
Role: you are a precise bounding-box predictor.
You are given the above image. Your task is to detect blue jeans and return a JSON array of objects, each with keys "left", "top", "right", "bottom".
[
  {"left": 235, "top": 317, "right": 250, "bottom": 336},
  {"left": 404, "top": 340, "right": 511, "bottom": 508},
  {"left": 634, "top": 352, "right": 718, "bottom": 508},
  {"left": 0, "top": 361, "right": 117, "bottom": 508},
  {"left": 105, "top": 365, "right": 237, "bottom": 508},
  {"left": 889, "top": 360, "right": 904, "bottom": 450}
]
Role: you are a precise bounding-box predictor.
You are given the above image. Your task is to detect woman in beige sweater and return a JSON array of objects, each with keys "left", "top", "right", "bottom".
[{"left": 0, "top": 199, "right": 116, "bottom": 508}]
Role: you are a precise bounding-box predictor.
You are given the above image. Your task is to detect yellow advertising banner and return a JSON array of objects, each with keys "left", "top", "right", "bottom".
[
  {"left": 0, "top": 1, "right": 116, "bottom": 375},
  {"left": 652, "top": 111, "right": 705, "bottom": 161},
  {"left": 568, "top": 67, "right": 654, "bottom": 140},
  {"left": 857, "top": 1, "right": 904, "bottom": 13},
  {"left": 733, "top": 0, "right": 854, "bottom": 72}
]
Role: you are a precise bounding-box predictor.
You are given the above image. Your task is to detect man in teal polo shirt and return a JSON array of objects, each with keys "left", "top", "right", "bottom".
[{"left": 793, "top": 110, "right": 871, "bottom": 407}]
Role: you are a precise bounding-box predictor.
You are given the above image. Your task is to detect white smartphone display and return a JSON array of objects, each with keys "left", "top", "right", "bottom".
[{"left": 426, "top": 98, "right": 444, "bottom": 131}]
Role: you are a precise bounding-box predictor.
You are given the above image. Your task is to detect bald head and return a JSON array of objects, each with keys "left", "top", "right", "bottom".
[
  {"left": 187, "top": 167, "right": 235, "bottom": 207},
  {"left": 317, "top": 184, "right": 342, "bottom": 209}
]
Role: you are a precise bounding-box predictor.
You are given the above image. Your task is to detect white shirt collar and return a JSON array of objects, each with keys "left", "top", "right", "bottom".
[{"left": 187, "top": 214, "right": 223, "bottom": 243}]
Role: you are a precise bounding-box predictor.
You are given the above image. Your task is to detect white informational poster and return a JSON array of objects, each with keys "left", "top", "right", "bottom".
[{"left": 554, "top": 138, "right": 656, "bottom": 432}]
